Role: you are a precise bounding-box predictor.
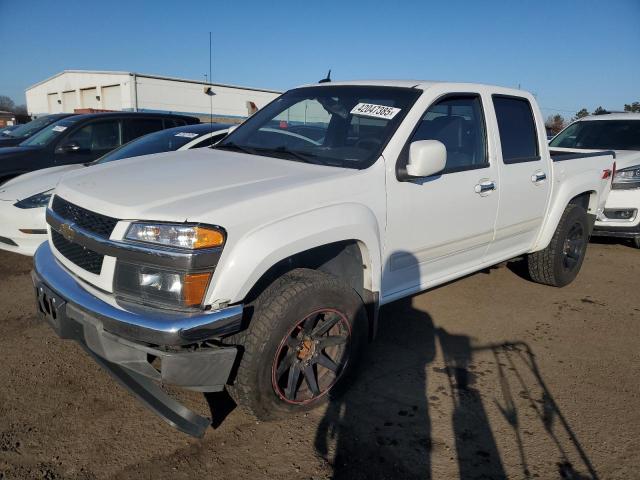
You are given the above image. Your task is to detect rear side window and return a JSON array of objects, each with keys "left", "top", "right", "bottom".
[
  {"left": 492, "top": 96, "right": 539, "bottom": 164},
  {"left": 125, "top": 118, "right": 165, "bottom": 142},
  {"left": 410, "top": 95, "right": 488, "bottom": 173}
]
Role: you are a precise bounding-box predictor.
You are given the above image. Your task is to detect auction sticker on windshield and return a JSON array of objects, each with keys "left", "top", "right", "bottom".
[
  {"left": 350, "top": 103, "right": 401, "bottom": 120},
  {"left": 174, "top": 132, "right": 199, "bottom": 138},
  {"left": 52, "top": 126, "right": 67, "bottom": 132}
]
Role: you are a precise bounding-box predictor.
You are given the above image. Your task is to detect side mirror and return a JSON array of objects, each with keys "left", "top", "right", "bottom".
[
  {"left": 58, "top": 141, "right": 82, "bottom": 153},
  {"left": 406, "top": 140, "right": 447, "bottom": 178}
]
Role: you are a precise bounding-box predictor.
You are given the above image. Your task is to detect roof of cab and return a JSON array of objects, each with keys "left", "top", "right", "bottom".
[{"left": 295, "top": 79, "right": 532, "bottom": 97}]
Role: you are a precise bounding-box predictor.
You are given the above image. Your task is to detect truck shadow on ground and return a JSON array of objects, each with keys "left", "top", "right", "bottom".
[{"left": 314, "top": 255, "right": 598, "bottom": 480}]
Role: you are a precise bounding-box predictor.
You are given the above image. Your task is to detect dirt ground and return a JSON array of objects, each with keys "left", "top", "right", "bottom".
[{"left": 0, "top": 239, "right": 638, "bottom": 480}]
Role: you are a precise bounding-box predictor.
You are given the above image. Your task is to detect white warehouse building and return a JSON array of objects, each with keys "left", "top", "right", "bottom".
[{"left": 25, "top": 70, "right": 281, "bottom": 121}]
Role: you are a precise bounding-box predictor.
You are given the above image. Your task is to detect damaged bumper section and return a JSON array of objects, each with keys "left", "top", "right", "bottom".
[{"left": 32, "top": 243, "right": 244, "bottom": 438}]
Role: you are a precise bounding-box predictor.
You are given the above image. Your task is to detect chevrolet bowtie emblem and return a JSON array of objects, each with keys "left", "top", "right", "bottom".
[{"left": 60, "top": 223, "right": 75, "bottom": 242}]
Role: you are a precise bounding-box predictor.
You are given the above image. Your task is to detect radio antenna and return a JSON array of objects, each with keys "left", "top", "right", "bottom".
[{"left": 209, "top": 31, "right": 213, "bottom": 145}]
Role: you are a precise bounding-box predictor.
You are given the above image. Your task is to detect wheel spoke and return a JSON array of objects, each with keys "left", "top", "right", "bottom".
[
  {"left": 302, "top": 314, "right": 318, "bottom": 334},
  {"left": 312, "top": 313, "right": 341, "bottom": 337},
  {"left": 315, "top": 352, "right": 339, "bottom": 372},
  {"left": 303, "top": 364, "right": 320, "bottom": 396},
  {"left": 276, "top": 350, "right": 296, "bottom": 379},
  {"left": 284, "top": 362, "right": 302, "bottom": 400},
  {"left": 285, "top": 336, "right": 299, "bottom": 349},
  {"left": 319, "top": 335, "right": 348, "bottom": 349}
]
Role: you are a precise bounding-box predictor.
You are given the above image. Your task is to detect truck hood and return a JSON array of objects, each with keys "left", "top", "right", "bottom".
[
  {"left": 0, "top": 164, "right": 83, "bottom": 201},
  {"left": 55, "top": 148, "right": 360, "bottom": 223}
]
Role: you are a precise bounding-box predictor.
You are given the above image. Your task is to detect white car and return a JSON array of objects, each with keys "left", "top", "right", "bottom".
[
  {"left": 32, "top": 80, "right": 615, "bottom": 436},
  {"left": 550, "top": 113, "right": 640, "bottom": 248},
  {"left": 0, "top": 123, "right": 230, "bottom": 255}
]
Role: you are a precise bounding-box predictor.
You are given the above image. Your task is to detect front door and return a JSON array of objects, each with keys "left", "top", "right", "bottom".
[
  {"left": 54, "top": 119, "right": 123, "bottom": 165},
  {"left": 383, "top": 93, "right": 499, "bottom": 302}
]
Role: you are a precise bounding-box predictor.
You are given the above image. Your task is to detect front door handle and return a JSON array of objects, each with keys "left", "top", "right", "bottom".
[
  {"left": 474, "top": 181, "right": 496, "bottom": 194},
  {"left": 531, "top": 171, "right": 547, "bottom": 183}
]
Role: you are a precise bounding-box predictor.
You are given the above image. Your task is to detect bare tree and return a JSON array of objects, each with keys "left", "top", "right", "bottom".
[
  {"left": 574, "top": 108, "right": 589, "bottom": 120},
  {"left": 0, "top": 95, "right": 16, "bottom": 112},
  {"left": 624, "top": 102, "right": 640, "bottom": 113},
  {"left": 545, "top": 114, "right": 565, "bottom": 135}
]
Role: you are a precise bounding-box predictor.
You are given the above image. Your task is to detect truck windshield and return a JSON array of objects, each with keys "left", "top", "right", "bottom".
[
  {"left": 550, "top": 120, "right": 640, "bottom": 151},
  {"left": 216, "top": 85, "right": 421, "bottom": 169}
]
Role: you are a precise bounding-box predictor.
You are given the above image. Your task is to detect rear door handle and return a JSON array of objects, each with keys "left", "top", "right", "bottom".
[
  {"left": 531, "top": 171, "right": 547, "bottom": 183},
  {"left": 474, "top": 181, "right": 496, "bottom": 194}
]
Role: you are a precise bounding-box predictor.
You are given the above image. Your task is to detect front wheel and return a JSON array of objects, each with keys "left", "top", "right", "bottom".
[
  {"left": 227, "top": 269, "right": 368, "bottom": 419},
  {"left": 527, "top": 204, "right": 590, "bottom": 287}
]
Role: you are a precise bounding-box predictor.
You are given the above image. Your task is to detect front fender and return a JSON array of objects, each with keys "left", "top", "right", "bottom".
[{"left": 204, "top": 202, "right": 383, "bottom": 306}]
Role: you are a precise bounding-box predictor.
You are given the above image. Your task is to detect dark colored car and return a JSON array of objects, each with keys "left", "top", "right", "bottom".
[
  {"left": 0, "top": 114, "right": 77, "bottom": 147},
  {"left": 94, "top": 122, "right": 232, "bottom": 165},
  {"left": 0, "top": 112, "right": 199, "bottom": 183}
]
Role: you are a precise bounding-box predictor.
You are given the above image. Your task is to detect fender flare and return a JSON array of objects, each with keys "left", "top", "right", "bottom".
[
  {"left": 532, "top": 179, "right": 597, "bottom": 252},
  {"left": 205, "top": 203, "right": 383, "bottom": 306}
]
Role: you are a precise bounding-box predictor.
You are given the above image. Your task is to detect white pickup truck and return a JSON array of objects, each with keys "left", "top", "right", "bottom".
[{"left": 32, "top": 80, "right": 615, "bottom": 437}]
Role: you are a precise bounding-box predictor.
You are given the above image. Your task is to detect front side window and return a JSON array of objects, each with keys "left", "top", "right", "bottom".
[
  {"left": 409, "top": 95, "right": 488, "bottom": 172},
  {"left": 550, "top": 120, "right": 640, "bottom": 151},
  {"left": 216, "top": 86, "right": 421, "bottom": 169},
  {"left": 492, "top": 96, "right": 539, "bottom": 164},
  {"left": 65, "top": 120, "right": 121, "bottom": 152}
]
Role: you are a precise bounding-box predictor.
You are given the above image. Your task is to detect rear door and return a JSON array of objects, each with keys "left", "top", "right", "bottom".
[{"left": 484, "top": 95, "right": 551, "bottom": 262}]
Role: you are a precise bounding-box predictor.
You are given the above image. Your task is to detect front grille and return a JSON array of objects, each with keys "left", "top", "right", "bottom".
[
  {"left": 51, "top": 230, "right": 104, "bottom": 275},
  {"left": 51, "top": 196, "right": 118, "bottom": 238}
]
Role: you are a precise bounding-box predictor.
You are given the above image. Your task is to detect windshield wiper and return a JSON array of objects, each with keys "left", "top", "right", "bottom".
[
  {"left": 214, "top": 142, "right": 258, "bottom": 155},
  {"left": 252, "top": 146, "right": 323, "bottom": 165}
]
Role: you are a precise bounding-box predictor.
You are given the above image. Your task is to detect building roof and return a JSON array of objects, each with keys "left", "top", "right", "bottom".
[{"left": 26, "top": 70, "right": 282, "bottom": 94}]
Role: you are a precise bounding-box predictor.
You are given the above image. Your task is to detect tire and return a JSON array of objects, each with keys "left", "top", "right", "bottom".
[
  {"left": 527, "top": 204, "right": 590, "bottom": 287},
  {"left": 633, "top": 237, "right": 640, "bottom": 249},
  {"left": 227, "top": 268, "right": 368, "bottom": 420}
]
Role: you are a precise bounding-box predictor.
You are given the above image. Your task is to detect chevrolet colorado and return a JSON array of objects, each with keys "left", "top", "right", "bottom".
[{"left": 31, "top": 81, "right": 615, "bottom": 437}]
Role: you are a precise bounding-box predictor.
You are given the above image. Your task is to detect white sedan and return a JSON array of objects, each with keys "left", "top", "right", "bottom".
[{"left": 0, "top": 123, "right": 231, "bottom": 255}]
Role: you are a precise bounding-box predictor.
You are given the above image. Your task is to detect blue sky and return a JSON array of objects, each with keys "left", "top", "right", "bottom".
[{"left": 1, "top": 0, "right": 638, "bottom": 119}]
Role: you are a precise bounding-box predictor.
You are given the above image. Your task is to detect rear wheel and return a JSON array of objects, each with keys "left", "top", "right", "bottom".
[
  {"left": 527, "top": 204, "right": 589, "bottom": 287},
  {"left": 227, "top": 268, "right": 367, "bottom": 419}
]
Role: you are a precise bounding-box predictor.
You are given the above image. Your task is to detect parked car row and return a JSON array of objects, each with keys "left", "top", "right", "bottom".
[
  {"left": 549, "top": 113, "right": 640, "bottom": 248},
  {"left": 24, "top": 80, "right": 622, "bottom": 437},
  {"left": 0, "top": 122, "right": 230, "bottom": 254}
]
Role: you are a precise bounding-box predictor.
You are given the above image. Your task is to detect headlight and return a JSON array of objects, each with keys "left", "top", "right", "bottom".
[
  {"left": 125, "top": 223, "right": 225, "bottom": 249},
  {"left": 14, "top": 190, "right": 53, "bottom": 209},
  {"left": 613, "top": 165, "right": 640, "bottom": 189},
  {"left": 115, "top": 263, "right": 212, "bottom": 310}
]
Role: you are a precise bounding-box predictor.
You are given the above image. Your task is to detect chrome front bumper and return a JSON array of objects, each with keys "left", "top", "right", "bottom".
[
  {"left": 33, "top": 242, "right": 243, "bottom": 346},
  {"left": 31, "top": 242, "right": 244, "bottom": 437}
]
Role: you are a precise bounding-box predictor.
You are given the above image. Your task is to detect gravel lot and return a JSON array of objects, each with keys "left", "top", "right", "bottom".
[{"left": 0, "top": 239, "right": 638, "bottom": 480}]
